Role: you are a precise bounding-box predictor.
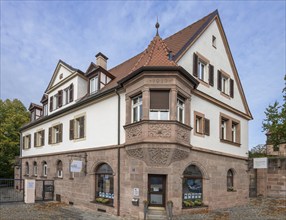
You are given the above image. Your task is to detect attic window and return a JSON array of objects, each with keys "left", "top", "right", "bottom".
[
  {"left": 212, "top": 35, "right": 216, "bottom": 48},
  {"left": 59, "top": 73, "right": 63, "bottom": 79}
]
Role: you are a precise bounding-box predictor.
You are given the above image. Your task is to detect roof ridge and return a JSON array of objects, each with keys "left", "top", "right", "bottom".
[{"left": 164, "top": 10, "right": 217, "bottom": 42}]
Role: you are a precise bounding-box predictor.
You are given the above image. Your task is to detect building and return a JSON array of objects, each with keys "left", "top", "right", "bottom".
[{"left": 19, "top": 10, "right": 252, "bottom": 218}]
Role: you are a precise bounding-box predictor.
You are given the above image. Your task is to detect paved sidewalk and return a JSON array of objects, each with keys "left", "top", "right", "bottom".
[{"left": 0, "top": 198, "right": 285, "bottom": 220}]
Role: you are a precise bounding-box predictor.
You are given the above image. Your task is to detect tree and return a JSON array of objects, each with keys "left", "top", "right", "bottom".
[
  {"left": 0, "top": 99, "right": 30, "bottom": 178},
  {"left": 248, "top": 144, "right": 267, "bottom": 158},
  {"left": 262, "top": 75, "right": 286, "bottom": 148}
]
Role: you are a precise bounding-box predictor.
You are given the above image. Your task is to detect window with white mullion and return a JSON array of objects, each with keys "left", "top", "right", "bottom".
[
  {"left": 149, "top": 90, "right": 170, "bottom": 120},
  {"left": 221, "top": 119, "right": 227, "bottom": 140},
  {"left": 132, "top": 95, "right": 142, "bottom": 123},
  {"left": 177, "top": 97, "right": 185, "bottom": 123},
  {"left": 90, "top": 76, "right": 99, "bottom": 94},
  {"left": 232, "top": 123, "right": 237, "bottom": 143},
  {"left": 221, "top": 76, "right": 229, "bottom": 94},
  {"left": 198, "top": 61, "right": 206, "bottom": 81}
]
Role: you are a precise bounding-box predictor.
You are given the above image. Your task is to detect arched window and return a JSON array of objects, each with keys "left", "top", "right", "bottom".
[
  {"left": 95, "top": 163, "right": 114, "bottom": 206},
  {"left": 57, "top": 160, "right": 63, "bottom": 178},
  {"left": 182, "top": 165, "right": 203, "bottom": 208},
  {"left": 42, "top": 161, "right": 47, "bottom": 177},
  {"left": 33, "top": 161, "right": 38, "bottom": 176},
  {"left": 227, "top": 169, "right": 234, "bottom": 191},
  {"left": 25, "top": 162, "right": 29, "bottom": 176}
]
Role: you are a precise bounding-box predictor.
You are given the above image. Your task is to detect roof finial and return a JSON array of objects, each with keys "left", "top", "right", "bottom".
[{"left": 155, "top": 16, "right": 160, "bottom": 36}]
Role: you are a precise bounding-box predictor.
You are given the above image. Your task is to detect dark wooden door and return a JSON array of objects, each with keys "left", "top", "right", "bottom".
[{"left": 148, "top": 174, "right": 166, "bottom": 207}]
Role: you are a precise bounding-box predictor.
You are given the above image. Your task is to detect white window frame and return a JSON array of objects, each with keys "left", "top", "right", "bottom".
[
  {"left": 221, "top": 119, "right": 227, "bottom": 140},
  {"left": 149, "top": 109, "right": 169, "bottom": 120},
  {"left": 221, "top": 75, "right": 229, "bottom": 94},
  {"left": 198, "top": 60, "right": 206, "bottom": 81},
  {"left": 53, "top": 94, "right": 59, "bottom": 110},
  {"left": 177, "top": 97, "right": 185, "bottom": 123},
  {"left": 43, "top": 104, "right": 48, "bottom": 116},
  {"left": 43, "top": 163, "right": 48, "bottom": 177},
  {"left": 90, "top": 76, "right": 99, "bottom": 94},
  {"left": 54, "top": 127, "right": 59, "bottom": 143},
  {"left": 132, "top": 95, "right": 142, "bottom": 123},
  {"left": 33, "top": 163, "right": 38, "bottom": 176},
  {"left": 232, "top": 123, "right": 237, "bottom": 143}
]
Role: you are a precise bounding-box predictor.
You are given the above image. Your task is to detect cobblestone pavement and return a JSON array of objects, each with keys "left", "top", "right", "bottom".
[{"left": 0, "top": 198, "right": 285, "bottom": 220}]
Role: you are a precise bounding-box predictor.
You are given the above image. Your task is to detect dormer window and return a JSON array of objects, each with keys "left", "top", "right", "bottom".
[
  {"left": 90, "top": 76, "right": 99, "bottom": 94},
  {"left": 100, "top": 72, "right": 111, "bottom": 89}
]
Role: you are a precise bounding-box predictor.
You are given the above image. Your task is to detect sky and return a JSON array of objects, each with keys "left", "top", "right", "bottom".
[{"left": 1, "top": 1, "right": 285, "bottom": 149}]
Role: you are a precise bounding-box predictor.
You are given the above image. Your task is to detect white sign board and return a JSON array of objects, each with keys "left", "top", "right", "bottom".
[
  {"left": 133, "top": 188, "right": 139, "bottom": 197},
  {"left": 70, "top": 160, "right": 83, "bottom": 172},
  {"left": 254, "top": 157, "right": 268, "bottom": 169}
]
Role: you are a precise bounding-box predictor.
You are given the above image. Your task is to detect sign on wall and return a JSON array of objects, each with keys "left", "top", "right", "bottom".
[
  {"left": 253, "top": 157, "right": 268, "bottom": 169},
  {"left": 133, "top": 188, "right": 139, "bottom": 197},
  {"left": 70, "top": 160, "right": 83, "bottom": 172}
]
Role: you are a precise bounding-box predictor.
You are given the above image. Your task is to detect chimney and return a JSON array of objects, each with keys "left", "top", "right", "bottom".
[{"left": 95, "top": 52, "right": 108, "bottom": 69}]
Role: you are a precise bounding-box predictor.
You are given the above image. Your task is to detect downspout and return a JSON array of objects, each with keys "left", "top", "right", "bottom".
[
  {"left": 115, "top": 89, "right": 121, "bottom": 216},
  {"left": 20, "top": 132, "right": 23, "bottom": 190}
]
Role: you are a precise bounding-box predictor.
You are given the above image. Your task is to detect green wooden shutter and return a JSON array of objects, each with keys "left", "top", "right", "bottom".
[
  {"left": 41, "top": 130, "right": 45, "bottom": 146},
  {"left": 209, "top": 64, "right": 214, "bottom": 86},
  {"left": 70, "top": 119, "right": 74, "bottom": 140},
  {"left": 69, "top": 84, "right": 74, "bottom": 102},
  {"left": 230, "top": 79, "right": 234, "bottom": 98},
  {"left": 204, "top": 118, "right": 210, "bottom": 136},
  {"left": 28, "top": 134, "right": 31, "bottom": 149},
  {"left": 59, "top": 124, "right": 63, "bottom": 142},
  {"left": 79, "top": 117, "right": 85, "bottom": 138},
  {"left": 193, "top": 53, "right": 198, "bottom": 77},
  {"left": 217, "top": 70, "right": 222, "bottom": 91},
  {"left": 23, "top": 136, "right": 25, "bottom": 149},
  {"left": 34, "top": 133, "right": 37, "bottom": 147},
  {"left": 50, "top": 97, "right": 53, "bottom": 112},
  {"left": 48, "top": 127, "right": 52, "bottom": 144},
  {"left": 58, "top": 90, "right": 63, "bottom": 107}
]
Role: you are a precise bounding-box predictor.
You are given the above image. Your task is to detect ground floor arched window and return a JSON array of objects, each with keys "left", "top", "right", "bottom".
[
  {"left": 95, "top": 163, "right": 114, "bottom": 206},
  {"left": 182, "top": 164, "right": 203, "bottom": 208},
  {"left": 227, "top": 169, "right": 234, "bottom": 191},
  {"left": 33, "top": 161, "right": 38, "bottom": 176},
  {"left": 25, "top": 162, "right": 29, "bottom": 176},
  {"left": 57, "top": 160, "right": 63, "bottom": 178}
]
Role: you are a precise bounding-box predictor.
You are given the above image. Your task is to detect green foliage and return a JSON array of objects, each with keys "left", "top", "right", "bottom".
[
  {"left": 249, "top": 144, "right": 267, "bottom": 158},
  {"left": 262, "top": 75, "right": 286, "bottom": 147},
  {"left": 0, "top": 99, "right": 29, "bottom": 178}
]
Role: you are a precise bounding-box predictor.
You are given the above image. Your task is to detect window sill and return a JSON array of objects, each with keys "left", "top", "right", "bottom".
[
  {"left": 54, "top": 177, "right": 63, "bottom": 180},
  {"left": 220, "top": 139, "right": 241, "bottom": 147},
  {"left": 182, "top": 205, "right": 208, "bottom": 209},
  {"left": 90, "top": 200, "right": 114, "bottom": 208},
  {"left": 40, "top": 176, "right": 47, "bottom": 179},
  {"left": 194, "top": 131, "right": 205, "bottom": 138},
  {"left": 220, "top": 91, "right": 231, "bottom": 99},
  {"left": 227, "top": 189, "right": 237, "bottom": 192},
  {"left": 72, "top": 137, "right": 86, "bottom": 142},
  {"left": 197, "top": 78, "right": 210, "bottom": 88}
]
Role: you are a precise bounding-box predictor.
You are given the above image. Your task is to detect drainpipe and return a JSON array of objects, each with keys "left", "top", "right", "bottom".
[
  {"left": 115, "top": 89, "right": 121, "bottom": 216},
  {"left": 20, "top": 132, "right": 23, "bottom": 190}
]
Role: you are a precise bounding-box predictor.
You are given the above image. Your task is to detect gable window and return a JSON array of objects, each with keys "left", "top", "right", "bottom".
[
  {"left": 217, "top": 70, "right": 234, "bottom": 98},
  {"left": 212, "top": 35, "right": 216, "bottom": 48},
  {"left": 34, "top": 130, "right": 45, "bottom": 147},
  {"left": 48, "top": 124, "right": 63, "bottom": 144},
  {"left": 90, "top": 76, "right": 99, "bottom": 94},
  {"left": 42, "top": 161, "right": 48, "bottom": 177},
  {"left": 33, "top": 161, "right": 38, "bottom": 176},
  {"left": 25, "top": 162, "right": 29, "bottom": 176},
  {"left": 53, "top": 94, "right": 59, "bottom": 110},
  {"left": 220, "top": 113, "right": 240, "bottom": 145},
  {"left": 23, "top": 134, "right": 31, "bottom": 149},
  {"left": 57, "top": 160, "right": 63, "bottom": 178},
  {"left": 182, "top": 165, "right": 203, "bottom": 208},
  {"left": 150, "top": 90, "right": 169, "bottom": 120},
  {"left": 193, "top": 53, "right": 211, "bottom": 85},
  {"left": 70, "top": 116, "right": 85, "bottom": 140},
  {"left": 194, "top": 111, "right": 210, "bottom": 136},
  {"left": 132, "top": 94, "right": 142, "bottom": 123},
  {"left": 177, "top": 96, "right": 185, "bottom": 123},
  {"left": 227, "top": 169, "right": 234, "bottom": 191},
  {"left": 95, "top": 163, "right": 114, "bottom": 206}
]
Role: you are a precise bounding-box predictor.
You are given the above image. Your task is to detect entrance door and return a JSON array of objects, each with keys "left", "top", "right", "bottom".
[{"left": 148, "top": 174, "right": 166, "bottom": 207}]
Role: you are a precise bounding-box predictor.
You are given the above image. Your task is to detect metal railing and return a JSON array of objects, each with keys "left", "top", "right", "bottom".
[{"left": 0, "top": 179, "right": 24, "bottom": 203}]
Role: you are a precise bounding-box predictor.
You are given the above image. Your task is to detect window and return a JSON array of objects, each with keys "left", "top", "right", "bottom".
[
  {"left": 25, "top": 162, "right": 29, "bottom": 176},
  {"left": 212, "top": 35, "right": 216, "bottom": 48},
  {"left": 95, "top": 163, "right": 114, "bottom": 206},
  {"left": 182, "top": 165, "right": 203, "bottom": 208},
  {"left": 23, "top": 134, "right": 31, "bottom": 149},
  {"left": 43, "top": 104, "right": 48, "bottom": 116},
  {"left": 149, "top": 90, "right": 169, "bottom": 120},
  {"left": 132, "top": 95, "right": 142, "bottom": 122},
  {"left": 34, "top": 130, "right": 45, "bottom": 147},
  {"left": 42, "top": 161, "right": 47, "bottom": 177},
  {"left": 227, "top": 169, "right": 234, "bottom": 191},
  {"left": 48, "top": 124, "right": 63, "bottom": 144},
  {"left": 194, "top": 112, "right": 210, "bottom": 136},
  {"left": 177, "top": 96, "right": 185, "bottom": 123},
  {"left": 70, "top": 116, "right": 85, "bottom": 140},
  {"left": 100, "top": 72, "right": 111, "bottom": 89},
  {"left": 220, "top": 113, "right": 240, "bottom": 145},
  {"left": 198, "top": 60, "right": 206, "bottom": 81},
  {"left": 57, "top": 160, "right": 63, "bottom": 178},
  {"left": 90, "top": 76, "right": 99, "bottom": 94},
  {"left": 217, "top": 70, "right": 234, "bottom": 98},
  {"left": 53, "top": 94, "right": 59, "bottom": 110},
  {"left": 33, "top": 161, "right": 38, "bottom": 176}
]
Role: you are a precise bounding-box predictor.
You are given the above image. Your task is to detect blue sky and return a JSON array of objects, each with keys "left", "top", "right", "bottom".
[{"left": 1, "top": 1, "right": 285, "bottom": 149}]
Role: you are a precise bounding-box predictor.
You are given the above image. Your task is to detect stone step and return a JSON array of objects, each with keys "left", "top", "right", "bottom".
[{"left": 147, "top": 207, "right": 167, "bottom": 220}]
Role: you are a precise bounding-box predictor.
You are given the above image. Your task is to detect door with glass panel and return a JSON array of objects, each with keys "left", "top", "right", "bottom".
[{"left": 148, "top": 175, "right": 166, "bottom": 207}]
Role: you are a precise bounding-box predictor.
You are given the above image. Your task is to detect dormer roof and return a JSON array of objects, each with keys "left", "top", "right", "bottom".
[{"left": 29, "top": 103, "right": 43, "bottom": 111}]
